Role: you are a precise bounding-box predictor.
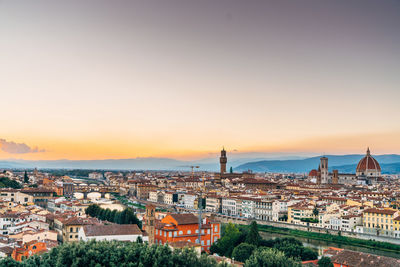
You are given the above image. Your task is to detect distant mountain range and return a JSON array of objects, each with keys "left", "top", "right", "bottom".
[
  {"left": 1, "top": 153, "right": 400, "bottom": 174},
  {"left": 234, "top": 154, "right": 400, "bottom": 174},
  {"left": 0, "top": 152, "right": 308, "bottom": 171},
  {"left": 0, "top": 157, "right": 263, "bottom": 171}
]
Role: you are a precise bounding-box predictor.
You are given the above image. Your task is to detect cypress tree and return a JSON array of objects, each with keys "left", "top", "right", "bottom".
[
  {"left": 245, "top": 221, "right": 261, "bottom": 246},
  {"left": 24, "top": 171, "right": 29, "bottom": 183}
]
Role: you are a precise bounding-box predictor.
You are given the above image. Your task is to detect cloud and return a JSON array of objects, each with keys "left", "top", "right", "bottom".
[{"left": 0, "top": 139, "right": 45, "bottom": 154}]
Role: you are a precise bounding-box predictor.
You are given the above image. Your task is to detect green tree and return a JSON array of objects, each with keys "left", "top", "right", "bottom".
[
  {"left": 98, "top": 208, "right": 106, "bottom": 220},
  {"left": 0, "top": 240, "right": 224, "bottom": 266},
  {"left": 318, "top": 256, "right": 334, "bottom": 267},
  {"left": 110, "top": 209, "right": 117, "bottom": 222},
  {"left": 210, "top": 223, "right": 245, "bottom": 257},
  {"left": 230, "top": 167, "right": 233, "bottom": 173},
  {"left": 301, "top": 247, "right": 318, "bottom": 261},
  {"left": 114, "top": 210, "right": 122, "bottom": 224},
  {"left": 244, "top": 248, "right": 301, "bottom": 267},
  {"left": 104, "top": 208, "right": 112, "bottom": 221},
  {"left": 0, "top": 177, "right": 22, "bottom": 189},
  {"left": 0, "top": 257, "right": 20, "bottom": 267},
  {"left": 245, "top": 221, "right": 261, "bottom": 246},
  {"left": 24, "top": 171, "right": 29, "bottom": 183},
  {"left": 232, "top": 243, "right": 256, "bottom": 263},
  {"left": 85, "top": 204, "right": 101, "bottom": 217},
  {"left": 313, "top": 206, "right": 319, "bottom": 217},
  {"left": 272, "top": 237, "right": 317, "bottom": 261}
]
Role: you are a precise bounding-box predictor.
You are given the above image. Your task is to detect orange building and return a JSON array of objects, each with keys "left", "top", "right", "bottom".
[
  {"left": 150, "top": 213, "right": 220, "bottom": 252},
  {"left": 12, "top": 241, "right": 47, "bottom": 261},
  {"left": 42, "top": 177, "right": 54, "bottom": 186}
]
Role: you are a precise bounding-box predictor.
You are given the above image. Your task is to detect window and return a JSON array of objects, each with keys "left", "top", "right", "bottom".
[
  {"left": 168, "top": 232, "right": 172, "bottom": 237},
  {"left": 70, "top": 235, "right": 73, "bottom": 238},
  {"left": 75, "top": 235, "right": 78, "bottom": 238},
  {"left": 179, "top": 231, "right": 183, "bottom": 235},
  {"left": 187, "top": 230, "right": 191, "bottom": 234}
]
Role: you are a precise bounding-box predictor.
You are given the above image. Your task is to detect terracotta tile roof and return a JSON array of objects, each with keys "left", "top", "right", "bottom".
[
  {"left": 363, "top": 208, "right": 397, "bottom": 215},
  {"left": 329, "top": 249, "right": 400, "bottom": 267},
  {"left": 21, "top": 188, "right": 55, "bottom": 193},
  {"left": 64, "top": 217, "right": 97, "bottom": 226},
  {"left": 0, "top": 246, "right": 13, "bottom": 255},
  {"left": 170, "top": 214, "right": 198, "bottom": 225},
  {"left": 83, "top": 224, "right": 142, "bottom": 237},
  {"left": 169, "top": 241, "right": 201, "bottom": 248}
]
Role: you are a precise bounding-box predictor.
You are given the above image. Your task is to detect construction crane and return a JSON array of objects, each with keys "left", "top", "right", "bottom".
[{"left": 185, "top": 165, "right": 199, "bottom": 178}]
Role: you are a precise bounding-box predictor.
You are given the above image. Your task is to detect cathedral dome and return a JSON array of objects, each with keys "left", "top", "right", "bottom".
[
  {"left": 308, "top": 169, "right": 318, "bottom": 177},
  {"left": 356, "top": 148, "right": 381, "bottom": 176}
]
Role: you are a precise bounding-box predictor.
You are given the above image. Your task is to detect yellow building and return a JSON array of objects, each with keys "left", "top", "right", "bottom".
[
  {"left": 56, "top": 217, "right": 97, "bottom": 243},
  {"left": 363, "top": 208, "right": 398, "bottom": 237},
  {"left": 288, "top": 203, "right": 314, "bottom": 224}
]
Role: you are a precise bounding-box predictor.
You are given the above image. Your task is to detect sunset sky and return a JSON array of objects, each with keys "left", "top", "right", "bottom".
[{"left": 1, "top": 0, "right": 400, "bottom": 160}]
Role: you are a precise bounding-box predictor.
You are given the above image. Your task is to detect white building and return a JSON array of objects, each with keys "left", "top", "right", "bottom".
[
  {"left": 272, "top": 200, "right": 288, "bottom": 221},
  {"left": 0, "top": 189, "right": 33, "bottom": 205},
  {"left": 163, "top": 192, "right": 175, "bottom": 205},
  {"left": 88, "top": 172, "right": 103, "bottom": 180},
  {"left": 79, "top": 224, "right": 147, "bottom": 242},
  {"left": 241, "top": 198, "right": 256, "bottom": 219},
  {"left": 255, "top": 200, "right": 273, "bottom": 221},
  {"left": 341, "top": 215, "right": 362, "bottom": 232},
  {"left": 183, "top": 193, "right": 197, "bottom": 209},
  {"left": 222, "top": 198, "right": 239, "bottom": 216},
  {"left": 205, "top": 196, "right": 221, "bottom": 213}
]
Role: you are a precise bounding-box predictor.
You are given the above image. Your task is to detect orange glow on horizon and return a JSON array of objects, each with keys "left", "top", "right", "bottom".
[{"left": 1, "top": 131, "right": 399, "bottom": 161}]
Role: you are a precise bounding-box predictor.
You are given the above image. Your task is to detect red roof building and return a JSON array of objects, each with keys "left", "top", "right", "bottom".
[{"left": 150, "top": 213, "right": 220, "bottom": 252}]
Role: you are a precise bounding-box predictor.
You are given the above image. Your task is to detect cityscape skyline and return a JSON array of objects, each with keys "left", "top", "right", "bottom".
[{"left": 1, "top": 0, "right": 400, "bottom": 160}]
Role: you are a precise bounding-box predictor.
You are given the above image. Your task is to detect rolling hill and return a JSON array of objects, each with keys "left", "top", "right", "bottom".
[{"left": 234, "top": 154, "right": 400, "bottom": 174}]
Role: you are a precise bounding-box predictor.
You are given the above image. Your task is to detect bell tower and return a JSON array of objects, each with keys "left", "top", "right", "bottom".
[
  {"left": 145, "top": 204, "right": 155, "bottom": 245},
  {"left": 220, "top": 147, "right": 227, "bottom": 174},
  {"left": 320, "top": 156, "right": 328, "bottom": 184},
  {"left": 332, "top": 169, "right": 339, "bottom": 184}
]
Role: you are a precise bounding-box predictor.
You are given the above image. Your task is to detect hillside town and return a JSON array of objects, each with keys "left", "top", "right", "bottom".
[{"left": 0, "top": 148, "right": 399, "bottom": 266}]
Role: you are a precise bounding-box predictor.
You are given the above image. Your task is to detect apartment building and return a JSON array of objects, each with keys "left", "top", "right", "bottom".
[
  {"left": 254, "top": 199, "right": 273, "bottom": 221},
  {"left": 363, "top": 208, "right": 398, "bottom": 237}
]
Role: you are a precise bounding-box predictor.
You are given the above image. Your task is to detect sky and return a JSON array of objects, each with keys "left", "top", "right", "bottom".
[{"left": 1, "top": 0, "right": 400, "bottom": 161}]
